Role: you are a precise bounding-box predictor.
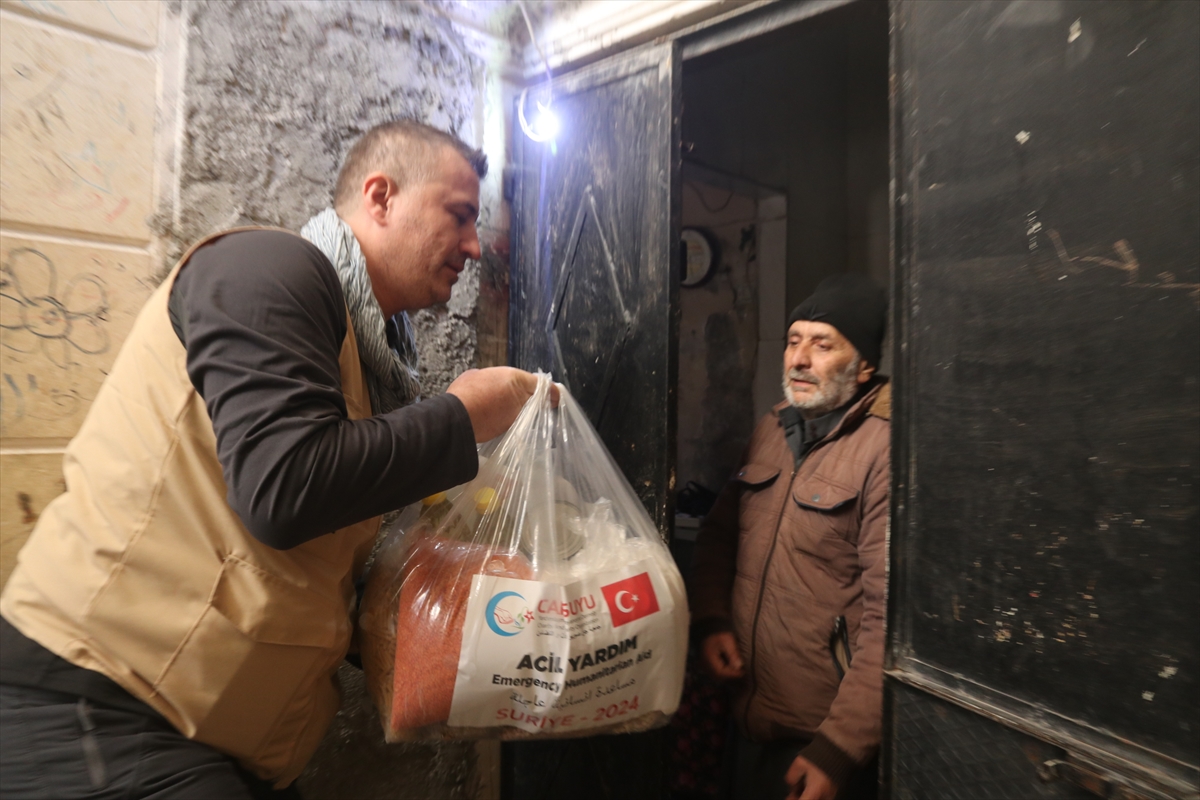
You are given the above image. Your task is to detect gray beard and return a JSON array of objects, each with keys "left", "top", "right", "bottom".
[{"left": 783, "top": 357, "right": 861, "bottom": 417}]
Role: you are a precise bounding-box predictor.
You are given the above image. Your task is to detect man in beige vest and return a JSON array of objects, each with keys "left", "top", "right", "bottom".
[{"left": 0, "top": 121, "right": 541, "bottom": 799}]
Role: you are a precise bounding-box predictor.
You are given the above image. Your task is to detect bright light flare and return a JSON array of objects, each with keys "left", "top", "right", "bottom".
[
  {"left": 532, "top": 102, "right": 560, "bottom": 141},
  {"left": 518, "top": 87, "right": 559, "bottom": 143}
]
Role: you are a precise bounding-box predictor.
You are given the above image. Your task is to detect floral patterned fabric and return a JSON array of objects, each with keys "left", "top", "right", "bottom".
[{"left": 669, "top": 650, "right": 731, "bottom": 799}]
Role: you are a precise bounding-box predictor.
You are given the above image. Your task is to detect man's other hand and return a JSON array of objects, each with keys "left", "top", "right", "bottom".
[
  {"left": 700, "top": 631, "right": 745, "bottom": 679},
  {"left": 446, "top": 367, "right": 558, "bottom": 443},
  {"left": 785, "top": 754, "right": 837, "bottom": 800}
]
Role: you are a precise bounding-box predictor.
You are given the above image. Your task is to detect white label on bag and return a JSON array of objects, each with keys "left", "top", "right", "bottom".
[{"left": 448, "top": 559, "right": 679, "bottom": 733}]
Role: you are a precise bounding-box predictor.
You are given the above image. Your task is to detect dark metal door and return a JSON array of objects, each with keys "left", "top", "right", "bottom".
[
  {"left": 505, "top": 41, "right": 681, "bottom": 800},
  {"left": 509, "top": 42, "right": 680, "bottom": 533},
  {"left": 888, "top": 2, "right": 1199, "bottom": 799}
]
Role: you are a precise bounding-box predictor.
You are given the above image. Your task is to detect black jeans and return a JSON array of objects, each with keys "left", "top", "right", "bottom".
[{"left": 0, "top": 684, "right": 302, "bottom": 800}]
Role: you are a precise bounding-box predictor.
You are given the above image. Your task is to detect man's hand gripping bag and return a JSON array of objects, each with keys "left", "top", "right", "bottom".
[{"left": 359, "top": 374, "right": 688, "bottom": 741}]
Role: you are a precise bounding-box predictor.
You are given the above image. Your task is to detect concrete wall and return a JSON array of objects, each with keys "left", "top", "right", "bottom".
[
  {"left": 0, "top": 0, "right": 513, "bottom": 580},
  {"left": 162, "top": 0, "right": 511, "bottom": 393}
]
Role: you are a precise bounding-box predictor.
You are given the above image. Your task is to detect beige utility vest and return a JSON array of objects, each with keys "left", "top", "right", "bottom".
[{"left": 0, "top": 229, "right": 381, "bottom": 787}]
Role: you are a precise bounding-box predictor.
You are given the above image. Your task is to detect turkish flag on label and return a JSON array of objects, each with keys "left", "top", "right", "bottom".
[{"left": 601, "top": 572, "right": 660, "bottom": 627}]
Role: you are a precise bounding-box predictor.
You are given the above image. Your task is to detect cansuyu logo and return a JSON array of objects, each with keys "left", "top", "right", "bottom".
[{"left": 486, "top": 591, "right": 533, "bottom": 636}]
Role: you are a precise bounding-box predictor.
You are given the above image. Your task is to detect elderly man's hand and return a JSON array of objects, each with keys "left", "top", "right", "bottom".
[
  {"left": 700, "top": 632, "right": 745, "bottom": 679},
  {"left": 785, "top": 755, "right": 837, "bottom": 800},
  {"left": 446, "top": 367, "right": 558, "bottom": 443}
]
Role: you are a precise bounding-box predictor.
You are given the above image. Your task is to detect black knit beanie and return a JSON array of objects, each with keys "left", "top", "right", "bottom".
[{"left": 787, "top": 274, "right": 887, "bottom": 367}]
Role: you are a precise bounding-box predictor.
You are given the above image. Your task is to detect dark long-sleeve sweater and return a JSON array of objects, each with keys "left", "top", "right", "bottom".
[{"left": 167, "top": 229, "right": 477, "bottom": 548}]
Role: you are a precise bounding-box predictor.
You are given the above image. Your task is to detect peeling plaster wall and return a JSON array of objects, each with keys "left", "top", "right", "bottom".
[
  {"left": 677, "top": 182, "right": 760, "bottom": 494},
  {"left": 163, "top": 0, "right": 507, "bottom": 393}
]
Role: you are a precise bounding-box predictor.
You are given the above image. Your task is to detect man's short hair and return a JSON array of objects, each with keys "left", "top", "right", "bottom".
[{"left": 333, "top": 120, "right": 488, "bottom": 211}]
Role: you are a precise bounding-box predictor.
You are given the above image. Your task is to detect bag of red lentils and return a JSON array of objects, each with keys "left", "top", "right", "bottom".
[{"left": 359, "top": 373, "right": 688, "bottom": 742}]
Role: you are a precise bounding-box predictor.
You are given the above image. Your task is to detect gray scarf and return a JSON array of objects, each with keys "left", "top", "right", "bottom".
[{"left": 300, "top": 208, "right": 421, "bottom": 414}]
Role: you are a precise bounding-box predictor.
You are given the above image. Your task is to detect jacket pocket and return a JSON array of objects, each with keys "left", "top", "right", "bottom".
[
  {"left": 788, "top": 475, "right": 862, "bottom": 557},
  {"left": 210, "top": 555, "right": 343, "bottom": 648},
  {"left": 735, "top": 464, "right": 783, "bottom": 538},
  {"left": 733, "top": 463, "right": 781, "bottom": 488},
  {"left": 792, "top": 475, "right": 858, "bottom": 512},
  {"left": 156, "top": 556, "right": 347, "bottom": 766}
]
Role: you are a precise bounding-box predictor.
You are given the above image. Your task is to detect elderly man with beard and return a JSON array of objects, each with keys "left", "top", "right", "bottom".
[{"left": 690, "top": 274, "right": 890, "bottom": 800}]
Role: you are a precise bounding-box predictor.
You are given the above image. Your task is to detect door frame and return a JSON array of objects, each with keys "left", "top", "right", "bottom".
[{"left": 501, "top": 4, "right": 872, "bottom": 799}]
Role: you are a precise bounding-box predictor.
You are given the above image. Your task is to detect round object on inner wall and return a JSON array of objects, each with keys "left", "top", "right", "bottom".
[{"left": 680, "top": 227, "right": 719, "bottom": 288}]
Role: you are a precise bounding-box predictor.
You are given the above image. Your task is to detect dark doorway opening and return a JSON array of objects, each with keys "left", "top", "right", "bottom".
[
  {"left": 668, "top": 3, "right": 890, "bottom": 798},
  {"left": 671, "top": 0, "right": 889, "bottom": 582},
  {"left": 503, "top": 3, "right": 890, "bottom": 799}
]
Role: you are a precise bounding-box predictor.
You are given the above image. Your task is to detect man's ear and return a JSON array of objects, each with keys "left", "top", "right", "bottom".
[
  {"left": 361, "top": 172, "right": 393, "bottom": 225},
  {"left": 857, "top": 360, "right": 877, "bottom": 384}
]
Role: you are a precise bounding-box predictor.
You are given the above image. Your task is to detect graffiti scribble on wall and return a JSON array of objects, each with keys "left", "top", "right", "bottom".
[{"left": 1, "top": 247, "right": 110, "bottom": 368}]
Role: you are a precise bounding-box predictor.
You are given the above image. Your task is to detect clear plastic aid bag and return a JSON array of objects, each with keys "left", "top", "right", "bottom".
[{"left": 358, "top": 373, "right": 688, "bottom": 742}]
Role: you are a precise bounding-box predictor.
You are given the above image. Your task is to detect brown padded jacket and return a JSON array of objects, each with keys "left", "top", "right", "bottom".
[{"left": 689, "top": 380, "right": 890, "bottom": 787}]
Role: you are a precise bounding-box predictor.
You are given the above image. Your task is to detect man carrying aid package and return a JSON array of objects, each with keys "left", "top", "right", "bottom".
[
  {"left": 0, "top": 120, "right": 543, "bottom": 799},
  {"left": 690, "top": 275, "right": 890, "bottom": 800}
]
